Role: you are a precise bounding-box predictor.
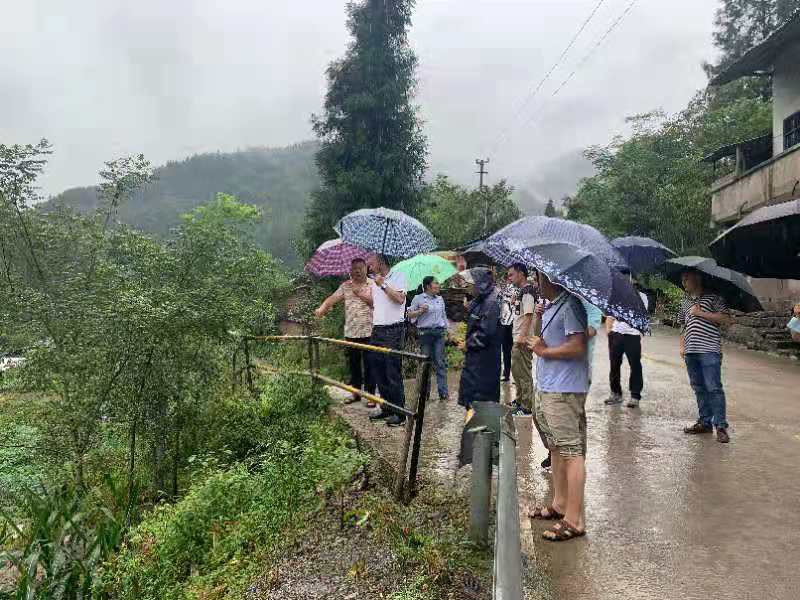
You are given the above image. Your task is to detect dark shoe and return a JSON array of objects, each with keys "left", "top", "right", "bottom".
[
  {"left": 716, "top": 428, "right": 730, "bottom": 443},
  {"left": 626, "top": 396, "right": 640, "bottom": 408},
  {"left": 683, "top": 421, "right": 713, "bottom": 434},
  {"left": 369, "top": 410, "right": 391, "bottom": 421},
  {"left": 510, "top": 402, "right": 532, "bottom": 416},
  {"left": 604, "top": 393, "right": 623, "bottom": 405},
  {"left": 386, "top": 415, "right": 406, "bottom": 427},
  {"left": 541, "top": 453, "right": 552, "bottom": 469},
  {"left": 439, "top": 395, "right": 449, "bottom": 402}
]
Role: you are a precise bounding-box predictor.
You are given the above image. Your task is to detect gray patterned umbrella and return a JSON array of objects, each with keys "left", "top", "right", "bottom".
[
  {"left": 334, "top": 207, "right": 437, "bottom": 258},
  {"left": 485, "top": 217, "right": 648, "bottom": 331}
]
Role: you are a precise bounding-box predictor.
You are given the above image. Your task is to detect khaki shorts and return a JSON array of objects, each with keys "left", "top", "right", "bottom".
[{"left": 534, "top": 390, "right": 588, "bottom": 458}]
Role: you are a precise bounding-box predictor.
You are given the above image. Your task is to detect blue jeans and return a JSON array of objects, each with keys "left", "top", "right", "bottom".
[
  {"left": 684, "top": 353, "right": 728, "bottom": 429},
  {"left": 418, "top": 328, "right": 449, "bottom": 399}
]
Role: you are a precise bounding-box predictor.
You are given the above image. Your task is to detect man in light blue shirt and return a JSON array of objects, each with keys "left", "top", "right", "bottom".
[
  {"left": 408, "top": 276, "right": 449, "bottom": 401},
  {"left": 527, "top": 271, "right": 589, "bottom": 542}
]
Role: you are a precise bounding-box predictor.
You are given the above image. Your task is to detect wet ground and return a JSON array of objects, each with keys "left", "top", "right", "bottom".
[{"left": 332, "top": 326, "right": 800, "bottom": 600}]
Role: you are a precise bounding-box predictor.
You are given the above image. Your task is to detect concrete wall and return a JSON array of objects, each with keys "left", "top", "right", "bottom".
[
  {"left": 710, "top": 145, "right": 800, "bottom": 223},
  {"left": 773, "top": 41, "right": 800, "bottom": 156},
  {"left": 748, "top": 277, "right": 800, "bottom": 312}
]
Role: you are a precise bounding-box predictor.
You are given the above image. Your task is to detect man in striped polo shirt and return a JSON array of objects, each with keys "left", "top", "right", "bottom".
[{"left": 678, "top": 270, "right": 733, "bottom": 443}]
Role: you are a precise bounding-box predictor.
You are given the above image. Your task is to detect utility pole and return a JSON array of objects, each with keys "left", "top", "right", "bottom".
[
  {"left": 476, "top": 158, "right": 490, "bottom": 235},
  {"left": 475, "top": 158, "right": 489, "bottom": 190}
]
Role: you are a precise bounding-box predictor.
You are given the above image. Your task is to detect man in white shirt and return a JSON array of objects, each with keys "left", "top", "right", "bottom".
[
  {"left": 360, "top": 254, "right": 409, "bottom": 427},
  {"left": 605, "top": 288, "right": 648, "bottom": 408}
]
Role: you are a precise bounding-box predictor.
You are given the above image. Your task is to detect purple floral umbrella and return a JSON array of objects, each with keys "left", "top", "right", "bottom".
[{"left": 305, "top": 239, "right": 374, "bottom": 278}]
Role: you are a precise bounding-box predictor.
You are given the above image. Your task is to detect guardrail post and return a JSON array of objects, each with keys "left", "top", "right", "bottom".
[
  {"left": 407, "top": 359, "right": 431, "bottom": 498},
  {"left": 243, "top": 338, "right": 255, "bottom": 396},
  {"left": 494, "top": 415, "right": 522, "bottom": 600},
  {"left": 469, "top": 429, "right": 492, "bottom": 547}
]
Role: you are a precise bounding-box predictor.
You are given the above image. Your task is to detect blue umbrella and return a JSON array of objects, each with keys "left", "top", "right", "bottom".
[
  {"left": 334, "top": 207, "right": 437, "bottom": 258},
  {"left": 611, "top": 236, "right": 677, "bottom": 275},
  {"left": 485, "top": 217, "right": 648, "bottom": 331}
]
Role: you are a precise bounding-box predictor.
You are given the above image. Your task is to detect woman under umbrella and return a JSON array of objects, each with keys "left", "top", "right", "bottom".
[{"left": 457, "top": 268, "right": 502, "bottom": 411}]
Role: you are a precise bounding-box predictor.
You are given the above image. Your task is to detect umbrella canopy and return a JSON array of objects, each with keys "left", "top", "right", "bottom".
[
  {"left": 392, "top": 254, "right": 458, "bottom": 291},
  {"left": 487, "top": 216, "right": 629, "bottom": 271},
  {"left": 456, "top": 238, "right": 494, "bottom": 267},
  {"left": 304, "top": 239, "right": 373, "bottom": 278},
  {"left": 334, "top": 207, "right": 437, "bottom": 258},
  {"left": 611, "top": 236, "right": 677, "bottom": 275},
  {"left": 709, "top": 198, "right": 800, "bottom": 279},
  {"left": 664, "top": 256, "right": 762, "bottom": 313},
  {"left": 486, "top": 236, "right": 650, "bottom": 332}
]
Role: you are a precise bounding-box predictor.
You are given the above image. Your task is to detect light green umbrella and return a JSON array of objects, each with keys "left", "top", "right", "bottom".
[{"left": 392, "top": 254, "right": 458, "bottom": 291}]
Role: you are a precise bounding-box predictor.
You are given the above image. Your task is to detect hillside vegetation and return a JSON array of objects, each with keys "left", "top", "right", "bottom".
[{"left": 47, "top": 142, "right": 320, "bottom": 265}]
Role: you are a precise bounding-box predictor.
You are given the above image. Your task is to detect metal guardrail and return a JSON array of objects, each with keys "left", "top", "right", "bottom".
[
  {"left": 241, "top": 334, "right": 431, "bottom": 502},
  {"left": 465, "top": 404, "right": 523, "bottom": 600}
]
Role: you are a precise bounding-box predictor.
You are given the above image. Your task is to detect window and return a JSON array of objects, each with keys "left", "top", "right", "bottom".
[{"left": 784, "top": 111, "right": 800, "bottom": 151}]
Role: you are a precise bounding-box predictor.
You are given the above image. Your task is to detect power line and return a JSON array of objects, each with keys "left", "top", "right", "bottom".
[
  {"left": 513, "top": 0, "right": 640, "bottom": 140},
  {"left": 490, "top": 0, "right": 607, "bottom": 153}
]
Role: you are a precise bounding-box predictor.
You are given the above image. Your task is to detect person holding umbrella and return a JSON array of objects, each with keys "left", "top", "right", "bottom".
[
  {"left": 408, "top": 276, "right": 449, "bottom": 402},
  {"left": 315, "top": 257, "right": 375, "bottom": 403},
  {"left": 678, "top": 270, "right": 733, "bottom": 443},
  {"left": 508, "top": 263, "right": 538, "bottom": 417},
  {"left": 361, "top": 254, "right": 409, "bottom": 428},
  {"left": 527, "top": 270, "right": 589, "bottom": 542}
]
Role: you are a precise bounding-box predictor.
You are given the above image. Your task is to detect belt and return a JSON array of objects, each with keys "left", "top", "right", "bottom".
[
  {"left": 419, "top": 326, "right": 446, "bottom": 333},
  {"left": 373, "top": 322, "right": 405, "bottom": 329}
]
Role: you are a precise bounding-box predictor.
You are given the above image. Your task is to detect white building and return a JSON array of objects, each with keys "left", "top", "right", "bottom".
[{"left": 706, "top": 11, "right": 800, "bottom": 311}]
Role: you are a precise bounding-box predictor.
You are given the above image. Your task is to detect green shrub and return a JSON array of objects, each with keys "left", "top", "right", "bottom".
[{"left": 95, "top": 416, "right": 365, "bottom": 599}]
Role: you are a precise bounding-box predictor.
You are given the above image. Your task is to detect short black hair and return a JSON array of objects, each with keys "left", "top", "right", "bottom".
[
  {"left": 351, "top": 257, "right": 366, "bottom": 265},
  {"left": 509, "top": 262, "right": 529, "bottom": 277},
  {"left": 422, "top": 276, "right": 436, "bottom": 290}
]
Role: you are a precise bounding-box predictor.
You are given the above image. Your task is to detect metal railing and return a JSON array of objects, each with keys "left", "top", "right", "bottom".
[
  {"left": 465, "top": 403, "right": 523, "bottom": 600},
  {"left": 239, "top": 334, "right": 432, "bottom": 502}
]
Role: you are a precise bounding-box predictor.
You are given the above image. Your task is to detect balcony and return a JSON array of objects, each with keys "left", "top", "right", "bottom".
[{"left": 706, "top": 134, "right": 800, "bottom": 224}]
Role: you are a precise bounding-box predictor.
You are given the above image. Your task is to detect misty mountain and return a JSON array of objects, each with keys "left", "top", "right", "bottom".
[
  {"left": 513, "top": 149, "right": 596, "bottom": 215},
  {"left": 47, "top": 142, "right": 320, "bottom": 265}
]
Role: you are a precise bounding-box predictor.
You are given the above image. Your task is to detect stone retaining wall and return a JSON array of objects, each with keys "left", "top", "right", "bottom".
[{"left": 725, "top": 311, "right": 799, "bottom": 359}]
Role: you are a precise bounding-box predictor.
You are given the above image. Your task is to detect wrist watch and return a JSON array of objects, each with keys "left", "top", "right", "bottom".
[{"left": 380, "top": 283, "right": 387, "bottom": 291}]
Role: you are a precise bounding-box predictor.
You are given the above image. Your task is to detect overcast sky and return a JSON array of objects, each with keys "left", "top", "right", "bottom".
[{"left": 1, "top": 0, "right": 719, "bottom": 197}]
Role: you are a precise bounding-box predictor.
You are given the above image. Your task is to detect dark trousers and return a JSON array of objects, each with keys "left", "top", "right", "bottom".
[
  {"left": 347, "top": 337, "right": 376, "bottom": 394},
  {"left": 609, "top": 332, "right": 643, "bottom": 399},
  {"left": 369, "top": 324, "right": 406, "bottom": 412},
  {"left": 500, "top": 324, "right": 513, "bottom": 379}
]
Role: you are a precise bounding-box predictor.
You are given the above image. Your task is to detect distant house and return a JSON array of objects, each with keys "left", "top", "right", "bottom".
[{"left": 705, "top": 10, "right": 800, "bottom": 311}]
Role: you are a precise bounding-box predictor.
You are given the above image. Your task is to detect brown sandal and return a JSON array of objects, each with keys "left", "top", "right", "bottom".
[
  {"left": 542, "top": 519, "right": 586, "bottom": 542},
  {"left": 528, "top": 505, "right": 564, "bottom": 520}
]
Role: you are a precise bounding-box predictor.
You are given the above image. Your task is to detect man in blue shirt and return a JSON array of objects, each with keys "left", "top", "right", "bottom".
[
  {"left": 408, "top": 276, "right": 449, "bottom": 401},
  {"left": 527, "top": 271, "right": 589, "bottom": 542}
]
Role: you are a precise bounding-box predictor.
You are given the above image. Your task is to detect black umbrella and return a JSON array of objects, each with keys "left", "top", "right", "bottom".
[
  {"left": 611, "top": 236, "right": 677, "bottom": 275},
  {"left": 456, "top": 237, "right": 493, "bottom": 267},
  {"left": 664, "top": 256, "right": 762, "bottom": 313},
  {"left": 709, "top": 198, "right": 800, "bottom": 279}
]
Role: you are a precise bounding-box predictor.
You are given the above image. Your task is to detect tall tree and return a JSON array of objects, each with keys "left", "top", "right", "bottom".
[
  {"left": 300, "top": 0, "right": 427, "bottom": 257},
  {"left": 419, "top": 176, "right": 520, "bottom": 249},
  {"left": 704, "top": 0, "right": 800, "bottom": 85}
]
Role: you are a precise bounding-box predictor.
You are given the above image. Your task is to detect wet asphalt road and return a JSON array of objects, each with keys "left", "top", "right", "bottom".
[
  {"left": 332, "top": 326, "right": 800, "bottom": 600},
  {"left": 517, "top": 327, "right": 800, "bottom": 600}
]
